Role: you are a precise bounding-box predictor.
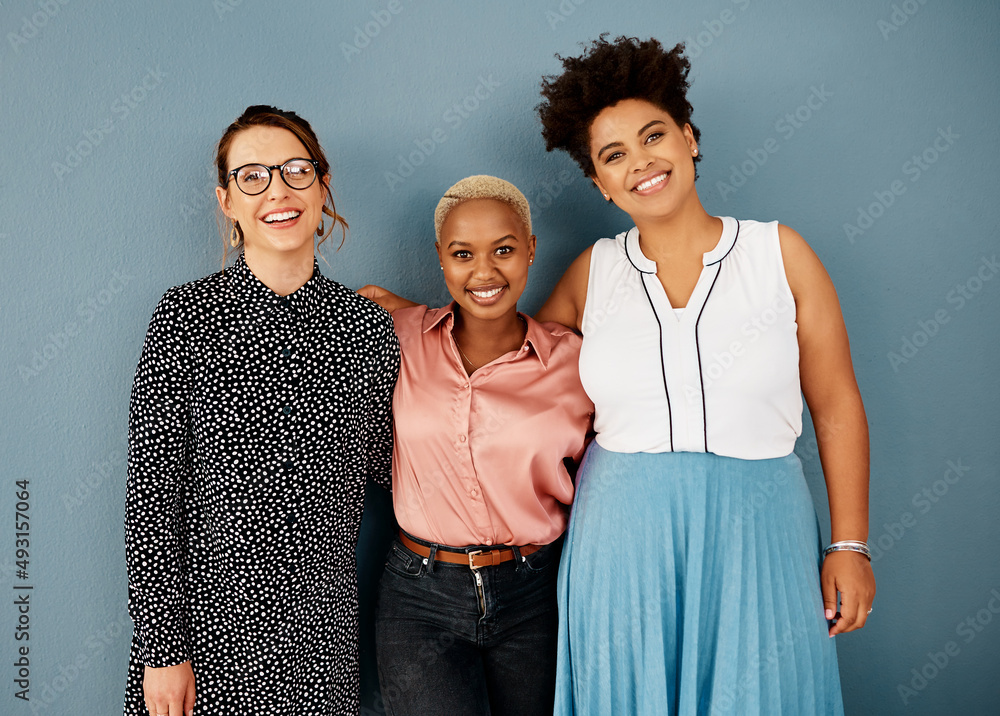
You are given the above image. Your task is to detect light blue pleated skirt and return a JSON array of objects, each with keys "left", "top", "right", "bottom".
[{"left": 554, "top": 443, "right": 844, "bottom": 716}]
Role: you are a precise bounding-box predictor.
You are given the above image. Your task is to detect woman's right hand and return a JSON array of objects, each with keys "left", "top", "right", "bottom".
[
  {"left": 143, "top": 661, "right": 195, "bottom": 716},
  {"left": 357, "top": 284, "right": 418, "bottom": 313}
]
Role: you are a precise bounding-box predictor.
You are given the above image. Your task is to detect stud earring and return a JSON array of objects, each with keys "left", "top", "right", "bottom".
[{"left": 692, "top": 148, "right": 698, "bottom": 156}]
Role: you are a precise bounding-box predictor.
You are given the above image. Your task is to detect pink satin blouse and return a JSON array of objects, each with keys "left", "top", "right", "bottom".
[{"left": 390, "top": 304, "right": 593, "bottom": 547}]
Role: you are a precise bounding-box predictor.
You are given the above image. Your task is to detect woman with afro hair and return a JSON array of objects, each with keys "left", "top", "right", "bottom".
[{"left": 535, "top": 36, "right": 873, "bottom": 715}]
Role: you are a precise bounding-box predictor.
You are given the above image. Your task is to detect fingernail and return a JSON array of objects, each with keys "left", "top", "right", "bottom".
[{"left": 825, "top": 608, "right": 834, "bottom": 620}]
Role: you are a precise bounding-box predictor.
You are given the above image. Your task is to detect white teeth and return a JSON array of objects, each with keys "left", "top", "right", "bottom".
[
  {"left": 263, "top": 210, "right": 301, "bottom": 223},
  {"left": 634, "top": 173, "right": 669, "bottom": 192},
  {"left": 470, "top": 287, "right": 502, "bottom": 298}
]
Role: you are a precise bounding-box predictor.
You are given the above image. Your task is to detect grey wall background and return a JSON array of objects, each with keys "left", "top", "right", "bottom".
[{"left": 1, "top": 1, "right": 997, "bottom": 714}]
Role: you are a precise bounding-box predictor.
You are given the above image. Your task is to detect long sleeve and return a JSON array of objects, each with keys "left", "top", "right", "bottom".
[
  {"left": 123, "top": 259, "right": 399, "bottom": 711},
  {"left": 366, "top": 316, "right": 400, "bottom": 490},
  {"left": 124, "top": 290, "right": 193, "bottom": 667}
]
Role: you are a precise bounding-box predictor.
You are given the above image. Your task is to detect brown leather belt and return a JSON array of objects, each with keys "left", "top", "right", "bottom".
[{"left": 398, "top": 531, "right": 542, "bottom": 570}]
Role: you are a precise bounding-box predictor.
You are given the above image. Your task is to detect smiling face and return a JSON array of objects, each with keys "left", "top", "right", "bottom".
[
  {"left": 215, "top": 125, "right": 329, "bottom": 264},
  {"left": 436, "top": 198, "right": 536, "bottom": 322},
  {"left": 588, "top": 98, "right": 700, "bottom": 224}
]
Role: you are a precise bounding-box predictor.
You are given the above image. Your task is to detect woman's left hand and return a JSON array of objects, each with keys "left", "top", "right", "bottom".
[{"left": 821, "top": 551, "right": 876, "bottom": 636}]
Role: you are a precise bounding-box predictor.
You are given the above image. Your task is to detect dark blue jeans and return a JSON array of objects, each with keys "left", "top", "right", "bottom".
[{"left": 374, "top": 535, "right": 562, "bottom": 716}]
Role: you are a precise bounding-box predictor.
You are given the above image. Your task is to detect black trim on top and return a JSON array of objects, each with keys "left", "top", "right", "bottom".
[
  {"left": 623, "top": 228, "right": 656, "bottom": 275},
  {"left": 693, "top": 220, "right": 741, "bottom": 452},
  {"left": 705, "top": 219, "right": 740, "bottom": 266},
  {"left": 638, "top": 273, "right": 673, "bottom": 452}
]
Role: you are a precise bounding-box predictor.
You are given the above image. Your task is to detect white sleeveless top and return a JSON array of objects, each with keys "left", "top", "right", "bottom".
[{"left": 579, "top": 217, "right": 802, "bottom": 460}]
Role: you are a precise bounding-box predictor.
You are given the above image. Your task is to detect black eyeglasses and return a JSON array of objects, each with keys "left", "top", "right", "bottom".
[{"left": 226, "top": 158, "right": 320, "bottom": 196}]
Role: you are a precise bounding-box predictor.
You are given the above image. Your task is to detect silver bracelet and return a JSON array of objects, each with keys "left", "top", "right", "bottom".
[{"left": 823, "top": 540, "right": 871, "bottom": 561}]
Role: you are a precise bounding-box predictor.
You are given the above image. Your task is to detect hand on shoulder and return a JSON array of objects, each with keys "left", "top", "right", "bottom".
[{"left": 357, "top": 284, "right": 419, "bottom": 314}]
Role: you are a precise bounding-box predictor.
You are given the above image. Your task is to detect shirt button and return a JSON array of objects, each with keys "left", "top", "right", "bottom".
[
  {"left": 282, "top": 405, "right": 292, "bottom": 415},
  {"left": 285, "top": 513, "right": 297, "bottom": 526},
  {"left": 281, "top": 348, "right": 291, "bottom": 358},
  {"left": 458, "top": 435, "right": 467, "bottom": 443},
  {"left": 484, "top": 538, "right": 493, "bottom": 546},
  {"left": 283, "top": 460, "right": 294, "bottom": 471},
  {"left": 470, "top": 488, "right": 478, "bottom": 497},
  {"left": 280, "top": 297, "right": 291, "bottom": 308}
]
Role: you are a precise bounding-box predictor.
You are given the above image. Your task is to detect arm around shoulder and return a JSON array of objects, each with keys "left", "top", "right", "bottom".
[
  {"left": 356, "top": 284, "right": 418, "bottom": 314},
  {"left": 533, "top": 244, "right": 593, "bottom": 332}
]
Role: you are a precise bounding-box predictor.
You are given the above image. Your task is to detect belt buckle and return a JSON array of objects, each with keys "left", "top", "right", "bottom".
[{"left": 467, "top": 550, "right": 483, "bottom": 570}]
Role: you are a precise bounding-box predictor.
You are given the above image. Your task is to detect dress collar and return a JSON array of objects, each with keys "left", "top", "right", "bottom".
[
  {"left": 623, "top": 216, "right": 741, "bottom": 273},
  {"left": 422, "top": 302, "right": 555, "bottom": 369},
  {"left": 225, "top": 252, "right": 324, "bottom": 322}
]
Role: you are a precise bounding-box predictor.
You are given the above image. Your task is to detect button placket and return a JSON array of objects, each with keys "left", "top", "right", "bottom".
[{"left": 277, "top": 316, "right": 306, "bottom": 569}]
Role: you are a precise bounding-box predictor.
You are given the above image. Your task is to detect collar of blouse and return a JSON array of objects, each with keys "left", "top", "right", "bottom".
[
  {"left": 423, "top": 302, "right": 559, "bottom": 370},
  {"left": 225, "top": 251, "right": 324, "bottom": 323}
]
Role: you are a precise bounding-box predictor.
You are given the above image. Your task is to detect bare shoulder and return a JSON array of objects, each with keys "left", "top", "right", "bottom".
[{"left": 776, "top": 224, "right": 833, "bottom": 298}]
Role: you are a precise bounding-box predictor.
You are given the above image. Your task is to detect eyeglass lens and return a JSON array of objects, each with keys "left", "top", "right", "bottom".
[{"left": 235, "top": 160, "right": 316, "bottom": 195}]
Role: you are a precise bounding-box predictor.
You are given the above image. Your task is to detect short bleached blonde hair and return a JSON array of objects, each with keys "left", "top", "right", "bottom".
[{"left": 434, "top": 175, "right": 532, "bottom": 243}]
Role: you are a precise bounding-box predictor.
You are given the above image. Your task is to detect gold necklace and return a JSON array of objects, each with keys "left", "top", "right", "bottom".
[
  {"left": 454, "top": 315, "right": 527, "bottom": 372},
  {"left": 455, "top": 342, "right": 479, "bottom": 370}
]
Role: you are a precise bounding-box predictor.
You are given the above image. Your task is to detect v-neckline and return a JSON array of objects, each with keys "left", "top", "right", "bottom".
[{"left": 623, "top": 217, "right": 739, "bottom": 325}]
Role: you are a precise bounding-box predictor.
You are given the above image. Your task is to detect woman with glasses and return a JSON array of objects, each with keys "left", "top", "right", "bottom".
[
  {"left": 123, "top": 105, "right": 399, "bottom": 716},
  {"left": 359, "top": 176, "right": 593, "bottom": 716},
  {"left": 535, "top": 37, "right": 873, "bottom": 714}
]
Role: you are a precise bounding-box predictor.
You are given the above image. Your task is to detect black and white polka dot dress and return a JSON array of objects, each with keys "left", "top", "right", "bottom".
[{"left": 123, "top": 253, "right": 399, "bottom": 715}]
